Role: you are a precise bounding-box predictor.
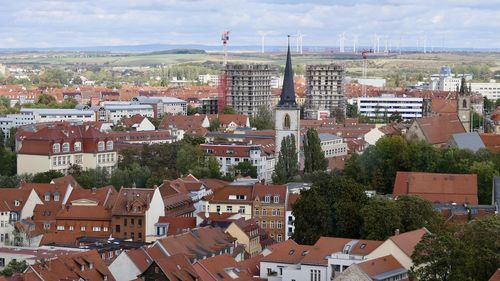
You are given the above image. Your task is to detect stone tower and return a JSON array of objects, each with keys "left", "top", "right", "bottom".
[
  {"left": 275, "top": 36, "right": 300, "bottom": 160},
  {"left": 457, "top": 77, "right": 471, "bottom": 132}
]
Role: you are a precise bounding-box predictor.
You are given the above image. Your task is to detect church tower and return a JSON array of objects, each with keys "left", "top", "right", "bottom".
[
  {"left": 457, "top": 77, "right": 471, "bottom": 132},
  {"left": 275, "top": 36, "right": 300, "bottom": 160}
]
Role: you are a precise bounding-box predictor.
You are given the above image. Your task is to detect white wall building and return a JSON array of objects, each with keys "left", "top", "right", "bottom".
[
  {"left": 470, "top": 81, "right": 500, "bottom": 101},
  {"left": 357, "top": 95, "right": 423, "bottom": 121},
  {"left": 198, "top": 74, "right": 220, "bottom": 86},
  {"left": 357, "top": 78, "right": 386, "bottom": 88},
  {"left": 318, "top": 133, "right": 348, "bottom": 158},
  {"left": 19, "top": 108, "right": 96, "bottom": 124},
  {"left": 104, "top": 104, "right": 154, "bottom": 123}
]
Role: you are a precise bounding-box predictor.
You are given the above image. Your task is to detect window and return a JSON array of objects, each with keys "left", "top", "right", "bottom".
[
  {"left": 262, "top": 221, "right": 267, "bottom": 228},
  {"left": 0, "top": 258, "right": 4, "bottom": 267},
  {"left": 124, "top": 219, "right": 127, "bottom": 226},
  {"left": 14, "top": 200, "right": 20, "bottom": 206},
  {"left": 273, "top": 195, "right": 279, "bottom": 203},
  {"left": 462, "top": 99, "right": 467, "bottom": 108},
  {"left": 270, "top": 221, "right": 274, "bottom": 229},
  {"left": 74, "top": 142, "right": 81, "bottom": 152},
  {"left": 283, "top": 114, "right": 291, "bottom": 129},
  {"left": 98, "top": 141, "right": 105, "bottom": 151},
  {"left": 93, "top": 226, "right": 101, "bottom": 232},
  {"left": 57, "top": 225, "right": 65, "bottom": 231},
  {"left": 138, "top": 219, "right": 142, "bottom": 227},
  {"left": 272, "top": 209, "right": 276, "bottom": 216},
  {"left": 216, "top": 205, "right": 221, "bottom": 213},
  {"left": 115, "top": 225, "right": 120, "bottom": 233},
  {"left": 44, "top": 192, "right": 50, "bottom": 202},
  {"left": 277, "top": 234, "right": 282, "bottom": 242},
  {"left": 226, "top": 206, "right": 233, "bottom": 212},
  {"left": 264, "top": 195, "right": 270, "bottom": 203},
  {"left": 43, "top": 223, "right": 50, "bottom": 230},
  {"left": 81, "top": 226, "right": 86, "bottom": 231},
  {"left": 62, "top": 142, "right": 70, "bottom": 153},
  {"left": 255, "top": 208, "right": 259, "bottom": 216},
  {"left": 106, "top": 141, "right": 114, "bottom": 150},
  {"left": 277, "top": 221, "right": 282, "bottom": 229},
  {"left": 54, "top": 192, "right": 60, "bottom": 202},
  {"left": 131, "top": 218, "right": 135, "bottom": 225},
  {"left": 53, "top": 143, "right": 60, "bottom": 153},
  {"left": 69, "top": 225, "right": 74, "bottom": 231},
  {"left": 239, "top": 206, "right": 245, "bottom": 214},
  {"left": 262, "top": 208, "right": 267, "bottom": 216}
]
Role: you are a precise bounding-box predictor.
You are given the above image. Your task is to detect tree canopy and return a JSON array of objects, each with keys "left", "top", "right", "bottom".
[
  {"left": 272, "top": 135, "right": 298, "bottom": 184},
  {"left": 303, "top": 128, "right": 328, "bottom": 174},
  {"left": 250, "top": 105, "right": 274, "bottom": 130}
]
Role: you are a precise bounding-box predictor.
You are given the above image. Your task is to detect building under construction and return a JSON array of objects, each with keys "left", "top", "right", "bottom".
[
  {"left": 305, "top": 64, "right": 345, "bottom": 119},
  {"left": 220, "top": 63, "right": 276, "bottom": 116}
]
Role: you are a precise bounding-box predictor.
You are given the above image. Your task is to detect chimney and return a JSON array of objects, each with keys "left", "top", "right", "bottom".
[
  {"left": 92, "top": 187, "right": 96, "bottom": 194},
  {"left": 394, "top": 229, "right": 400, "bottom": 235}
]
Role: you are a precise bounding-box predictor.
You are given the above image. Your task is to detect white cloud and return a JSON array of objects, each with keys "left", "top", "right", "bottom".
[{"left": 0, "top": 0, "right": 499, "bottom": 48}]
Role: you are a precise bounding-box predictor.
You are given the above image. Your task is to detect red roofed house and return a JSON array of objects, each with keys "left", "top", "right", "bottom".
[
  {"left": 16, "top": 123, "right": 117, "bottom": 175},
  {"left": 393, "top": 171, "right": 478, "bottom": 204},
  {"left": 335, "top": 255, "right": 408, "bottom": 281},
  {"left": 111, "top": 187, "right": 165, "bottom": 242},
  {"left": 24, "top": 249, "right": 115, "bottom": 281},
  {"left": 0, "top": 188, "right": 42, "bottom": 246},
  {"left": 259, "top": 236, "right": 383, "bottom": 280},
  {"left": 159, "top": 114, "right": 209, "bottom": 138},
  {"left": 207, "top": 114, "right": 250, "bottom": 131},
  {"left": 406, "top": 114, "right": 466, "bottom": 147},
  {"left": 226, "top": 218, "right": 261, "bottom": 257},
  {"left": 193, "top": 253, "right": 254, "bottom": 281},
  {"left": 120, "top": 114, "right": 155, "bottom": 131},
  {"left": 366, "top": 228, "right": 428, "bottom": 269},
  {"left": 108, "top": 246, "right": 166, "bottom": 281},
  {"left": 138, "top": 254, "right": 199, "bottom": 281}
]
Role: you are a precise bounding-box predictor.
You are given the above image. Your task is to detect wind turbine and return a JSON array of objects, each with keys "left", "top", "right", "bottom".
[
  {"left": 352, "top": 35, "right": 358, "bottom": 53},
  {"left": 258, "top": 31, "right": 271, "bottom": 54}
]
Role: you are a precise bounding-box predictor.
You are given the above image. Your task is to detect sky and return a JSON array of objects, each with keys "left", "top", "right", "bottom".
[{"left": 0, "top": 0, "right": 499, "bottom": 49}]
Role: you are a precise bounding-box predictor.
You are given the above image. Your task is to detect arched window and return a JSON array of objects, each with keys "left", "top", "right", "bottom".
[
  {"left": 54, "top": 192, "right": 60, "bottom": 202},
  {"left": 462, "top": 99, "right": 467, "bottom": 109},
  {"left": 53, "top": 143, "right": 60, "bottom": 154},
  {"left": 283, "top": 114, "right": 291, "bottom": 129},
  {"left": 97, "top": 141, "right": 105, "bottom": 152},
  {"left": 106, "top": 141, "right": 114, "bottom": 151},
  {"left": 62, "top": 142, "right": 70, "bottom": 153}
]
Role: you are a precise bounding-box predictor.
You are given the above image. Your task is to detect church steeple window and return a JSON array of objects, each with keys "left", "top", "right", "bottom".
[{"left": 283, "top": 114, "right": 291, "bottom": 129}]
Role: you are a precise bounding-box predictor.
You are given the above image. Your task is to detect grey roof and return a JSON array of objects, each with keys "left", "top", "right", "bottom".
[
  {"left": 318, "top": 133, "right": 342, "bottom": 141},
  {"left": 104, "top": 104, "right": 153, "bottom": 110},
  {"left": 277, "top": 37, "right": 297, "bottom": 108},
  {"left": 133, "top": 96, "right": 186, "bottom": 104},
  {"left": 20, "top": 108, "right": 94, "bottom": 115},
  {"left": 450, "top": 132, "right": 485, "bottom": 152}
]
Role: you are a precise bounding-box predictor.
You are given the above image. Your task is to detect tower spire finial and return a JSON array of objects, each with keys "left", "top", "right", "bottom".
[{"left": 278, "top": 35, "right": 297, "bottom": 108}]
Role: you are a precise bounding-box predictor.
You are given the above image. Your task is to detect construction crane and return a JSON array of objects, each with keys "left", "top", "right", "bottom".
[
  {"left": 221, "top": 31, "right": 230, "bottom": 66},
  {"left": 218, "top": 31, "right": 230, "bottom": 113}
]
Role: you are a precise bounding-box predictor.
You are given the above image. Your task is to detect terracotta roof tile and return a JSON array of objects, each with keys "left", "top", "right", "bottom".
[
  {"left": 389, "top": 228, "right": 428, "bottom": 257},
  {"left": 0, "top": 188, "right": 32, "bottom": 212},
  {"left": 358, "top": 255, "right": 406, "bottom": 279},
  {"left": 193, "top": 254, "right": 253, "bottom": 281},
  {"left": 393, "top": 171, "right": 478, "bottom": 204},
  {"left": 156, "top": 216, "right": 197, "bottom": 236},
  {"left": 415, "top": 114, "right": 466, "bottom": 144}
]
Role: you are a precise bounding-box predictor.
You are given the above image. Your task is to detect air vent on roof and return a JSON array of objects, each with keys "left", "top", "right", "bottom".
[
  {"left": 301, "top": 250, "right": 309, "bottom": 256},
  {"left": 288, "top": 250, "right": 295, "bottom": 255},
  {"left": 360, "top": 243, "right": 366, "bottom": 249}
]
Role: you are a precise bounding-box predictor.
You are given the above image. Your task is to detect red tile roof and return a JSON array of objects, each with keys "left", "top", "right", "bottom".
[
  {"left": 480, "top": 134, "right": 500, "bottom": 153},
  {"left": 389, "top": 228, "right": 428, "bottom": 257},
  {"left": 121, "top": 114, "right": 146, "bottom": 127},
  {"left": 159, "top": 114, "right": 208, "bottom": 136},
  {"left": 393, "top": 171, "right": 478, "bottom": 204},
  {"left": 431, "top": 99, "right": 457, "bottom": 114},
  {"left": 150, "top": 254, "right": 199, "bottom": 281},
  {"left": 111, "top": 188, "right": 156, "bottom": 216},
  {"left": 357, "top": 255, "right": 406, "bottom": 279},
  {"left": 287, "top": 193, "right": 300, "bottom": 210},
  {"left": 261, "top": 239, "right": 312, "bottom": 264},
  {"left": 0, "top": 188, "right": 32, "bottom": 212},
  {"left": 489, "top": 269, "right": 500, "bottom": 281},
  {"left": 193, "top": 254, "right": 253, "bottom": 281},
  {"left": 156, "top": 216, "right": 197, "bottom": 236},
  {"left": 414, "top": 114, "right": 466, "bottom": 144}
]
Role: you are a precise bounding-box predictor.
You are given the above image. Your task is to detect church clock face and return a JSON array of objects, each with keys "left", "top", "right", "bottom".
[{"left": 462, "top": 114, "right": 467, "bottom": 120}]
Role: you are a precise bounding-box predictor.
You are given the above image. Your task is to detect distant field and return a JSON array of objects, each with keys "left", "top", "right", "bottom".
[{"left": 2, "top": 51, "right": 499, "bottom": 82}]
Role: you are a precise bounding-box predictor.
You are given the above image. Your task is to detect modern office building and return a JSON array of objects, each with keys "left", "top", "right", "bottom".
[
  {"left": 470, "top": 81, "right": 500, "bottom": 101},
  {"left": 357, "top": 94, "right": 423, "bottom": 121}
]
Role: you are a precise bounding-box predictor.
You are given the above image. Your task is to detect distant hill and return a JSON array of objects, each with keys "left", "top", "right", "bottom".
[{"left": 147, "top": 49, "right": 206, "bottom": 55}]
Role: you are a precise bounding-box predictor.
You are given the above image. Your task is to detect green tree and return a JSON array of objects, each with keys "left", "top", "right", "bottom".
[
  {"left": 272, "top": 135, "right": 298, "bottom": 184},
  {"left": 36, "top": 93, "right": 57, "bottom": 105},
  {"left": 388, "top": 111, "right": 403, "bottom": 123},
  {"left": 250, "top": 105, "right": 274, "bottom": 130},
  {"left": 176, "top": 144, "right": 204, "bottom": 175},
  {"left": 411, "top": 215, "right": 500, "bottom": 281},
  {"left": 469, "top": 160, "right": 497, "bottom": 205},
  {"left": 235, "top": 161, "right": 257, "bottom": 178},
  {"left": 333, "top": 107, "right": 345, "bottom": 123},
  {"left": 361, "top": 197, "right": 402, "bottom": 240},
  {"left": 187, "top": 105, "right": 199, "bottom": 115},
  {"left": 222, "top": 106, "right": 236, "bottom": 114},
  {"left": 147, "top": 117, "right": 161, "bottom": 129},
  {"left": 292, "top": 173, "right": 368, "bottom": 244},
  {"left": 6, "top": 127, "right": 16, "bottom": 151},
  {"left": 0, "top": 259, "right": 27, "bottom": 277},
  {"left": 209, "top": 118, "right": 220, "bottom": 131},
  {"left": 206, "top": 156, "right": 221, "bottom": 179},
  {"left": 33, "top": 170, "right": 65, "bottom": 183},
  {"left": 396, "top": 195, "right": 442, "bottom": 233},
  {"left": 182, "top": 135, "right": 205, "bottom": 146},
  {"left": 39, "top": 68, "right": 70, "bottom": 87},
  {"left": 72, "top": 75, "right": 83, "bottom": 85},
  {"left": 61, "top": 98, "right": 78, "bottom": 109},
  {"left": 303, "top": 128, "right": 328, "bottom": 174},
  {"left": 346, "top": 104, "right": 358, "bottom": 118}
]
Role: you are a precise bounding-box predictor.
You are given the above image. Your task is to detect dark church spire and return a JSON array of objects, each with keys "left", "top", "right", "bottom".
[
  {"left": 277, "top": 35, "right": 297, "bottom": 108},
  {"left": 459, "top": 76, "right": 469, "bottom": 95}
]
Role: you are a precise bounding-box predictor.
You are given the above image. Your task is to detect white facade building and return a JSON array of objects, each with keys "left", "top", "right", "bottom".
[
  {"left": 318, "top": 133, "right": 348, "bottom": 158},
  {"left": 19, "top": 108, "right": 96, "bottom": 124},
  {"left": 198, "top": 74, "right": 220, "bottom": 86},
  {"left": 470, "top": 81, "right": 500, "bottom": 101},
  {"left": 357, "top": 78, "right": 386, "bottom": 88},
  {"left": 104, "top": 104, "right": 154, "bottom": 123},
  {"left": 357, "top": 95, "right": 423, "bottom": 121}
]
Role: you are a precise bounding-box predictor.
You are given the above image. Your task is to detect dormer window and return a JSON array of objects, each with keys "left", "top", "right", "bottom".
[
  {"left": 106, "top": 141, "right": 113, "bottom": 151},
  {"left": 44, "top": 191, "right": 50, "bottom": 202},
  {"left": 54, "top": 192, "right": 60, "bottom": 202},
  {"left": 74, "top": 142, "right": 82, "bottom": 152},
  {"left": 62, "top": 142, "right": 70, "bottom": 153},
  {"left": 53, "top": 143, "right": 60, "bottom": 154},
  {"left": 273, "top": 195, "right": 279, "bottom": 203},
  {"left": 97, "top": 141, "right": 105, "bottom": 152},
  {"left": 264, "top": 195, "right": 271, "bottom": 203},
  {"left": 14, "top": 200, "right": 20, "bottom": 206}
]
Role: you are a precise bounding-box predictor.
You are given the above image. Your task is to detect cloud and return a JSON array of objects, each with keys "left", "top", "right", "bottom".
[{"left": 0, "top": 0, "right": 498, "bottom": 48}]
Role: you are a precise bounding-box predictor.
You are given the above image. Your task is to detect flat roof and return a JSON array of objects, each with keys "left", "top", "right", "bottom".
[{"left": 20, "top": 108, "right": 95, "bottom": 115}]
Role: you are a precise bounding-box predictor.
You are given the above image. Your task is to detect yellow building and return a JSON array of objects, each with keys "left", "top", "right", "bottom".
[{"left": 226, "top": 218, "right": 261, "bottom": 257}]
